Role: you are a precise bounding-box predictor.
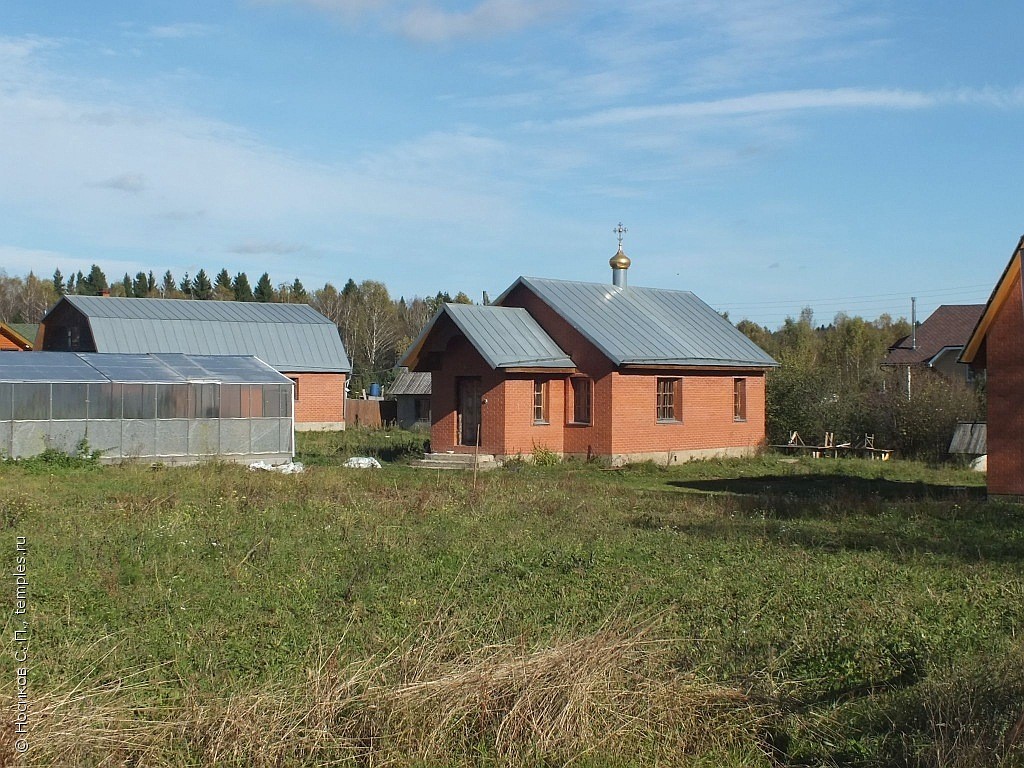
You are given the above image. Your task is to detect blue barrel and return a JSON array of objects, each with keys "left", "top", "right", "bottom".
[{"left": 368, "top": 383, "right": 382, "bottom": 398}]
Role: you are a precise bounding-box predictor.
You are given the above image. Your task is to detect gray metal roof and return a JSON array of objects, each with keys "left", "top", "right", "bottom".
[
  {"left": 496, "top": 277, "right": 778, "bottom": 368},
  {"left": 55, "top": 295, "right": 350, "bottom": 373},
  {"left": 0, "top": 352, "right": 289, "bottom": 384},
  {"left": 387, "top": 369, "right": 431, "bottom": 396},
  {"left": 402, "top": 304, "right": 576, "bottom": 370}
]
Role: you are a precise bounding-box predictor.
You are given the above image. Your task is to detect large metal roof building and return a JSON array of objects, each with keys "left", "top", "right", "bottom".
[{"left": 39, "top": 295, "right": 350, "bottom": 373}]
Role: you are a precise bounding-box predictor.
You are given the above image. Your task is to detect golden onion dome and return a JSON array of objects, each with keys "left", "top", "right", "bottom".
[{"left": 609, "top": 245, "right": 631, "bottom": 270}]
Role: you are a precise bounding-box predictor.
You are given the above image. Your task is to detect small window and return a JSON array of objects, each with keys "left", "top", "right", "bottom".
[
  {"left": 533, "top": 379, "right": 548, "bottom": 424},
  {"left": 733, "top": 378, "right": 747, "bottom": 421},
  {"left": 288, "top": 377, "right": 299, "bottom": 401},
  {"left": 656, "top": 378, "right": 680, "bottom": 422},
  {"left": 571, "top": 377, "right": 591, "bottom": 424}
]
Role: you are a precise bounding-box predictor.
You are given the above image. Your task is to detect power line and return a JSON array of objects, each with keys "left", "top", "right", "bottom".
[{"left": 709, "top": 283, "right": 992, "bottom": 309}]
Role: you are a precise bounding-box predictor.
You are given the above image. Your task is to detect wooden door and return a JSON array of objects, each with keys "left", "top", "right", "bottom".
[{"left": 457, "top": 377, "right": 482, "bottom": 446}]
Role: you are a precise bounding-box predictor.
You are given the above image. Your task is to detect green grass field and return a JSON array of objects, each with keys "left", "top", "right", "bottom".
[{"left": 2, "top": 431, "right": 1022, "bottom": 766}]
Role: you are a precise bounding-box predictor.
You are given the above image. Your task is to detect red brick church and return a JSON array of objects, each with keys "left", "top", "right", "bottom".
[{"left": 402, "top": 239, "right": 778, "bottom": 465}]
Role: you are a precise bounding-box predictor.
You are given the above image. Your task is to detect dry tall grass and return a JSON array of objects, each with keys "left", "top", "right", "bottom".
[{"left": 0, "top": 620, "right": 768, "bottom": 767}]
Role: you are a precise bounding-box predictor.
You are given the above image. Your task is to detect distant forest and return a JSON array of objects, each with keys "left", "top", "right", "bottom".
[{"left": 0, "top": 265, "right": 983, "bottom": 459}]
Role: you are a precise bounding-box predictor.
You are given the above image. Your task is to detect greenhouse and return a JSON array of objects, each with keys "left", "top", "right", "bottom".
[{"left": 0, "top": 352, "right": 294, "bottom": 464}]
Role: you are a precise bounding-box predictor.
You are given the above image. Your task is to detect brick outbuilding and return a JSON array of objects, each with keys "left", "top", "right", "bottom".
[
  {"left": 38, "top": 295, "right": 351, "bottom": 430},
  {"left": 961, "top": 236, "right": 1024, "bottom": 500},
  {"left": 402, "top": 250, "right": 778, "bottom": 465}
]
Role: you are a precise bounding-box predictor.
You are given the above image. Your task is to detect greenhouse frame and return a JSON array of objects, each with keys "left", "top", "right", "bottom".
[{"left": 0, "top": 352, "right": 294, "bottom": 464}]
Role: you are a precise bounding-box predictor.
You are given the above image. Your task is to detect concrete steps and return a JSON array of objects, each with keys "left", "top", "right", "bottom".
[{"left": 411, "top": 452, "right": 499, "bottom": 471}]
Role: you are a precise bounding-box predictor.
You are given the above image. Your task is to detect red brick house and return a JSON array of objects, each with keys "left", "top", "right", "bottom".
[
  {"left": 37, "top": 295, "right": 351, "bottom": 430},
  {"left": 960, "top": 236, "right": 1024, "bottom": 500},
  {"left": 401, "top": 253, "right": 778, "bottom": 465}
]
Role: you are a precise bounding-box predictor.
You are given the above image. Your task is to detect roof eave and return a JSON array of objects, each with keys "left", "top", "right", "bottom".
[
  {"left": 960, "top": 236, "right": 1024, "bottom": 365},
  {"left": 619, "top": 360, "right": 778, "bottom": 371},
  {"left": 0, "top": 323, "right": 32, "bottom": 349}
]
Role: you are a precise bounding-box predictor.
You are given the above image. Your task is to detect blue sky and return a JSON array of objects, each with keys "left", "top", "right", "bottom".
[{"left": 2, "top": 1, "right": 1022, "bottom": 327}]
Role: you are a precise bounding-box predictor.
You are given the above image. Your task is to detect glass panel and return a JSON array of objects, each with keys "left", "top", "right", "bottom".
[
  {"left": 262, "top": 385, "right": 281, "bottom": 418},
  {"left": 220, "top": 384, "right": 241, "bottom": 419},
  {"left": 12, "top": 383, "right": 49, "bottom": 420},
  {"left": 191, "top": 383, "right": 219, "bottom": 419},
  {"left": 281, "top": 385, "right": 291, "bottom": 418},
  {"left": 157, "top": 384, "right": 190, "bottom": 419},
  {"left": 248, "top": 386, "right": 263, "bottom": 417},
  {"left": 52, "top": 383, "right": 88, "bottom": 420},
  {"left": 88, "top": 382, "right": 121, "bottom": 419},
  {"left": 123, "top": 384, "right": 145, "bottom": 419},
  {"left": 572, "top": 378, "right": 591, "bottom": 424},
  {"left": 0, "top": 382, "right": 12, "bottom": 420},
  {"left": 142, "top": 384, "right": 156, "bottom": 419},
  {"left": 656, "top": 378, "right": 678, "bottom": 421},
  {"left": 203, "top": 383, "right": 219, "bottom": 418}
]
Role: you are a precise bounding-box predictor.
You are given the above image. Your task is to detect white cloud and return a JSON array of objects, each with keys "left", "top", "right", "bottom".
[
  {"left": 250, "top": 0, "right": 561, "bottom": 41},
  {"left": 144, "top": 23, "right": 217, "bottom": 40},
  {"left": 251, "top": 0, "right": 394, "bottom": 17},
  {"left": 556, "top": 88, "right": 938, "bottom": 129},
  {"left": 399, "top": 0, "right": 561, "bottom": 43},
  {"left": 230, "top": 240, "right": 307, "bottom": 255}
]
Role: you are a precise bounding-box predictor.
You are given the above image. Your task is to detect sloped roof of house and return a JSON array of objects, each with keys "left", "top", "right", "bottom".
[
  {"left": 9, "top": 323, "right": 39, "bottom": 348},
  {"left": 401, "top": 303, "right": 576, "bottom": 370},
  {"left": 387, "top": 369, "right": 431, "bottom": 396},
  {"left": 46, "top": 295, "right": 350, "bottom": 373},
  {"left": 884, "top": 304, "right": 985, "bottom": 366},
  {"left": 0, "top": 322, "right": 34, "bottom": 350},
  {"left": 960, "top": 236, "right": 1024, "bottom": 365},
  {"left": 496, "top": 276, "right": 778, "bottom": 368}
]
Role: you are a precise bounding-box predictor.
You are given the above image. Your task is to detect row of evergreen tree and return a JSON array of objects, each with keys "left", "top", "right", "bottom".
[{"left": 52, "top": 265, "right": 306, "bottom": 303}]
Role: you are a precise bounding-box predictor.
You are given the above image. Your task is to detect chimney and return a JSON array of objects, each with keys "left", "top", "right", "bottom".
[
  {"left": 610, "top": 222, "right": 631, "bottom": 287},
  {"left": 911, "top": 296, "right": 917, "bottom": 350}
]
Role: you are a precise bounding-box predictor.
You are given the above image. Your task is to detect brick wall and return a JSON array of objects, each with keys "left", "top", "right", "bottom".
[
  {"left": 608, "top": 370, "right": 766, "bottom": 459},
  {"left": 985, "top": 270, "right": 1024, "bottom": 496},
  {"left": 501, "top": 375, "right": 566, "bottom": 456},
  {"left": 284, "top": 372, "right": 346, "bottom": 428}
]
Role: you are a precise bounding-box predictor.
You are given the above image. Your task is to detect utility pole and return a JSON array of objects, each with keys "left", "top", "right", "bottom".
[{"left": 907, "top": 297, "right": 916, "bottom": 400}]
